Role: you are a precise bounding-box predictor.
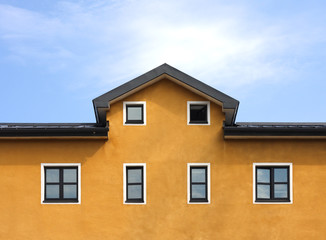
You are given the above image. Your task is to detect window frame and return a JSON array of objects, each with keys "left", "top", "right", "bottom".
[
  {"left": 253, "top": 163, "right": 293, "bottom": 204},
  {"left": 41, "top": 163, "right": 81, "bottom": 204},
  {"left": 123, "top": 163, "right": 146, "bottom": 205},
  {"left": 123, "top": 101, "right": 146, "bottom": 125},
  {"left": 187, "top": 163, "right": 210, "bottom": 204},
  {"left": 187, "top": 101, "right": 210, "bottom": 125}
]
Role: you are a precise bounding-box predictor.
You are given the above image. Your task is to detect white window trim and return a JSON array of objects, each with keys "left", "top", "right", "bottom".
[
  {"left": 187, "top": 101, "right": 210, "bottom": 125},
  {"left": 123, "top": 163, "right": 146, "bottom": 205},
  {"left": 253, "top": 163, "right": 293, "bottom": 204},
  {"left": 41, "top": 163, "right": 81, "bottom": 204},
  {"left": 123, "top": 101, "right": 146, "bottom": 126},
  {"left": 187, "top": 163, "right": 211, "bottom": 204}
]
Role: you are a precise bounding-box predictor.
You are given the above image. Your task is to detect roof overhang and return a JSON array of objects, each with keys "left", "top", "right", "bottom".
[
  {"left": 0, "top": 123, "right": 109, "bottom": 139},
  {"left": 93, "top": 64, "right": 239, "bottom": 126},
  {"left": 224, "top": 122, "right": 326, "bottom": 139}
]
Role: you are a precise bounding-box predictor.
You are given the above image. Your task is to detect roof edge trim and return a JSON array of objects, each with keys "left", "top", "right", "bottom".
[{"left": 224, "top": 124, "right": 326, "bottom": 139}]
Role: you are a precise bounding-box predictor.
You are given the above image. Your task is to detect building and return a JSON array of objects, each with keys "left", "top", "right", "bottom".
[{"left": 0, "top": 64, "right": 325, "bottom": 239}]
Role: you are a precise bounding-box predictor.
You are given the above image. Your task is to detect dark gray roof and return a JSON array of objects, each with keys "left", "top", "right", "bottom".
[
  {"left": 224, "top": 122, "right": 326, "bottom": 138},
  {"left": 2, "top": 64, "right": 324, "bottom": 139},
  {"left": 93, "top": 63, "right": 239, "bottom": 126},
  {"left": 0, "top": 123, "right": 108, "bottom": 138},
  {"left": 236, "top": 122, "right": 326, "bottom": 127}
]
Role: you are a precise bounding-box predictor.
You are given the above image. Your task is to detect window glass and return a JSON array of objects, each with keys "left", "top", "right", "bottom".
[
  {"left": 46, "top": 169, "right": 59, "bottom": 183},
  {"left": 46, "top": 185, "right": 60, "bottom": 199},
  {"left": 128, "top": 169, "right": 142, "bottom": 183},
  {"left": 191, "top": 185, "right": 206, "bottom": 199},
  {"left": 274, "top": 184, "right": 288, "bottom": 198},
  {"left": 257, "top": 184, "right": 270, "bottom": 199},
  {"left": 191, "top": 168, "right": 206, "bottom": 183},
  {"left": 128, "top": 185, "right": 142, "bottom": 199},
  {"left": 190, "top": 104, "right": 207, "bottom": 123},
  {"left": 257, "top": 169, "right": 270, "bottom": 183},
  {"left": 63, "top": 185, "right": 77, "bottom": 199},
  {"left": 127, "top": 106, "right": 142, "bottom": 121},
  {"left": 274, "top": 168, "right": 288, "bottom": 182},
  {"left": 64, "top": 169, "right": 77, "bottom": 183}
]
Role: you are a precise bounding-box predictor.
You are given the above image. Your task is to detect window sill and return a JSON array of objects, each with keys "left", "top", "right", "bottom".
[
  {"left": 254, "top": 200, "right": 292, "bottom": 204},
  {"left": 124, "top": 121, "right": 145, "bottom": 126},
  {"left": 43, "top": 199, "right": 79, "bottom": 204},
  {"left": 188, "top": 199, "right": 209, "bottom": 204},
  {"left": 125, "top": 200, "right": 144, "bottom": 203},
  {"left": 124, "top": 201, "right": 146, "bottom": 205},
  {"left": 255, "top": 199, "right": 291, "bottom": 203},
  {"left": 189, "top": 199, "right": 209, "bottom": 203},
  {"left": 188, "top": 121, "right": 209, "bottom": 125},
  {"left": 42, "top": 201, "right": 80, "bottom": 205},
  {"left": 125, "top": 121, "right": 144, "bottom": 124},
  {"left": 188, "top": 202, "right": 210, "bottom": 204}
]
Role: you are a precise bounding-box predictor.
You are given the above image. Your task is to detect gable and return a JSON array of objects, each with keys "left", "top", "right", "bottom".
[
  {"left": 93, "top": 64, "right": 239, "bottom": 126},
  {"left": 108, "top": 78, "right": 225, "bottom": 127},
  {"left": 106, "top": 78, "right": 226, "bottom": 160}
]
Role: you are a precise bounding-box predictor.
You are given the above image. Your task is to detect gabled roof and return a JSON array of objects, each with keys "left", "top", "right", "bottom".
[
  {"left": 93, "top": 63, "right": 239, "bottom": 126},
  {"left": 0, "top": 64, "right": 324, "bottom": 139}
]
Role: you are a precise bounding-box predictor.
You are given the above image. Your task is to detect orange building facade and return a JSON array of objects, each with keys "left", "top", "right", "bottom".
[{"left": 0, "top": 64, "right": 325, "bottom": 239}]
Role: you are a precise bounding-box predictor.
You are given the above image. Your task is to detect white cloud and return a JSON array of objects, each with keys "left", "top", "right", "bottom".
[{"left": 0, "top": 0, "right": 325, "bottom": 91}]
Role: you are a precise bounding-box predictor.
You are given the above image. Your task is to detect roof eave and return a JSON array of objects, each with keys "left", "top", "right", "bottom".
[
  {"left": 224, "top": 125, "right": 326, "bottom": 139},
  {"left": 0, "top": 126, "right": 109, "bottom": 139}
]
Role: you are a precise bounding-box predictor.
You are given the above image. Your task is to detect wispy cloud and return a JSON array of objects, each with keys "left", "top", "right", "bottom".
[{"left": 0, "top": 0, "right": 325, "bottom": 91}]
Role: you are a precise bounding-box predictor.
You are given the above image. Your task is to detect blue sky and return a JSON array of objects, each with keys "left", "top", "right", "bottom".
[{"left": 0, "top": 0, "right": 325, "bottom": 123}]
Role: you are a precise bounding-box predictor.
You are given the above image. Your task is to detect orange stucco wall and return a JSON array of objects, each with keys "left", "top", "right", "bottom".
[{"left": 0, "top": 78, "right": 326, "bottom": 239}]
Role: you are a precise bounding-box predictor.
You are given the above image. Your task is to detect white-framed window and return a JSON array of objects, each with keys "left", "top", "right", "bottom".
[
  {"left": 123, "top": 163, "right": 146, "bottom": 204},
  {"left": 253, "top": 163, "right": 293, "bottom": 204},
  {"left": 123, "top": 101, "right": 146, "bottom": 125},
  {"left": 41, "top": 163, "right": 81, "bottom": 204},
  {"left": 187, "top": 163, "right": 210, "bottom": 204},
  {"left": 187, "top": 101, "right": 210, "bottom": 125}
]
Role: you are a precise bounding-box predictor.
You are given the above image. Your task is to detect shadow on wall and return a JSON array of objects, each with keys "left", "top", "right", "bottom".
[
  {"left": 224, "top": 139, "right": 326, "bottom": 166},
  {"left": 0, "top": 139, "right": 106, "bottom": 165}
]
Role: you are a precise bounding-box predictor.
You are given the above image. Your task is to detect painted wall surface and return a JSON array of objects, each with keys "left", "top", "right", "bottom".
[{"left": 0, "top": 78, "right": 326, "bottom": 239}]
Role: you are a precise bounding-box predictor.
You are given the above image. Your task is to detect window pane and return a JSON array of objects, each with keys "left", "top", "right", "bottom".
[
  {"left": 274, "top": 168, "right": 288, "bottom": 183},
  {"left": 63, "top": 185, "right": 77, "bottom": 199},
  {"left": 257, "top": 184, "right": 270, "bottom": 199},
  {"left": 274, "top": 184, "right": 288, "bottom": 198},
  {"left": 64, "top": 169, "right": 77, "bottom": 183},
  {"left": 127, "top": 106, "right": 142, "bottom": 121},
  {"left": 191, "top": 168, "right": 206, "bottom": 183},
  {"left": 128, "top": 169, "right": 142, "bottom": 183},
  {"left": 257, "top": 169, "right": 270, "bottom": 183},
  {"left": 191, "top": 184, "right": 206, "bottom": 199},
  {"left": 46, "top": 169, "right": 59, "bottom": 183},
  {"left": 128, "top": 185, "right": 142, "bottom": 199},
  {"left": 190, "top": 105, "right": 207, "bottom": 122},
  {"left": 46, "top": 185, "right": 59, "bottom": 199}
]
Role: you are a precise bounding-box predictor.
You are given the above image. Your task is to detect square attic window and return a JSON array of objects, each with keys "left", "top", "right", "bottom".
[
  {"left": 187, "top": 101, "right": 210, "bottom": 125},
  {"left": 126, "top": 105, "right": 143, "bottom": 123},
  {"left": 123, "top": 102, "right": 146, "bottom": 125}
]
